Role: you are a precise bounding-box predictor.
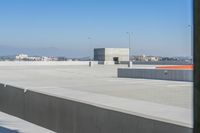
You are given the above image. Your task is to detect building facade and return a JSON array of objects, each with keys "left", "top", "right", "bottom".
[{"left": 94, "top": 48, "right": 129, "bottom": 62}]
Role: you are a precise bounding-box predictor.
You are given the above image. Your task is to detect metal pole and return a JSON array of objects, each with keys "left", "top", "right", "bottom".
[
  {"left": 191, "top": 24, "right": 194, "bottom": 64},
  {"left": 129, "top": 33, "right": 131, "bottom": 56},
  {"left": 131, "top": 32, "right": 133, "bottom": 58},
  {"left": 187, "top": 25, "right": 193, "bottom": 63},
  {"left": 127, "top": 32, "right": 132, "bottom": 60},
  {"left": 193, "top": 0, "right": 200, "bottom": 132},
  {"left": 88, "top": 37, "right": 92, "bottom": 61}
]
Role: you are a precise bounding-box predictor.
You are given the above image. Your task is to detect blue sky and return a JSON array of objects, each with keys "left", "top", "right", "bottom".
[{"left": 0, "top": 0, "right": 192, "bottom": 57}]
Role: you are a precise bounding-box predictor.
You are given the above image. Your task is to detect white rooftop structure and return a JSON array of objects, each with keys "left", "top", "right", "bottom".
[{"left": 94, "top": 48, "right": 129, "bottom": 62}]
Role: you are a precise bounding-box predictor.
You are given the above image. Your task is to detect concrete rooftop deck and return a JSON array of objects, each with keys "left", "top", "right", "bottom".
[{"left": 0, "top": 62, "right": 193, "bottom": 128}]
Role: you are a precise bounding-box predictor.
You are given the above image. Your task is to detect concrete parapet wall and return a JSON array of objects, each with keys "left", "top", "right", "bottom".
[
  {"left": 120, "top": 61, "right": 192, "bottom": 65},
  {"left": 118, "top": 68, "right": 193, "bottom": 82},
  {"left": 0, "top": 84, "right": 192, "bottom": 133},
  {"left": 0, "top": 61, "right": 99, "bottom": 66}
]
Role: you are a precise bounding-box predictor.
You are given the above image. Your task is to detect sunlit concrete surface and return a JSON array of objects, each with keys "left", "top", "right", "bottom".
[
  {"left": 0, "top": 61, "right": 98, "bottom": 66},
  {"left": 0, "top": 111, "right": 55, "bottom": 133},
  {"left": 0, "top": 62, "right": 193, "bottom": 128}
]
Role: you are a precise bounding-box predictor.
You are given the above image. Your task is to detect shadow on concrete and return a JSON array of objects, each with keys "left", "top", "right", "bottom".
[{"left": 0, "top": 126, "right": 20, "bottom": 133}]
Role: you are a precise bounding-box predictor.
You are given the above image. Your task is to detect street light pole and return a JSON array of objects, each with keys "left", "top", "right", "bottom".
[
  {"left": 187, "top": 25, "right": 193, "bottom": 63},
  {"left": 88, "top": 37, "right": 92, "bottom": 61},
  {"left": 126, "top": 32, "right": 133, "bottom": 60}
]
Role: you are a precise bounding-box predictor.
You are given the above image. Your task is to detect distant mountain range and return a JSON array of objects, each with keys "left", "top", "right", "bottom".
[
  {"left": 0, "top": 45, "right": 86, "bottom": 57},
  {"left": 0, "top": 45, "right": 63, "bottom": 56}
]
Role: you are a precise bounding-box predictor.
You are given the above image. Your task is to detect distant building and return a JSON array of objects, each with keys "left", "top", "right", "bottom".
[
  {"left": 15, "top": 54, "right": 58, "bottom": 61},
  {"left": 16, "top": 54, "right": 28, "bottom": 60},
  {"left": 94, "top": 48, "right": 129, "bottom": 62},
  {"left": 133, "top": 54, "right": 160, "bottom": 62},
  {"left": 149, "top": 56, "right": 159, "bottom": 62}
]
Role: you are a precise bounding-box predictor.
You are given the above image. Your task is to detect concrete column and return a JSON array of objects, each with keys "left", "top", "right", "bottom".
[
  {"left": 128, "top": 61, "right": 132, "bottom": 68},
  {"left": 194, "top": 0, "right": 200, "bottom": 132}
]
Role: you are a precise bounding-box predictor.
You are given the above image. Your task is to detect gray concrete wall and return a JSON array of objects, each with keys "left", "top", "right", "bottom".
[
  {"left": 97, "top": 61, "right": 115, "bottom": 65},
  {"left": 104, "top": 48, "right": 129, "bottom": 62},
  {"left": 94, "top": 48, "right": 105, "bottom": 61},
  {"left": 118, "top": 68, "right": 193, "bottom": 82},
  {"left": 120, "top": 61, "right": 192, "bottom": 65},
  {"left": 0, "top": 83, "right": 192, "bottom": 133},
  {"left": 0, "top": 61, "right": 99, "bottom": 66}
]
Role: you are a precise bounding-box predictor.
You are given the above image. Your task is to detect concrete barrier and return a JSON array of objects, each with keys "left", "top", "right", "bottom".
[
  {"left": 0, "top": 83, "right": 192, "bottom": 133},
  {"left": 120, "top": 61, "right": 192, "bottom": 65},
  {"left": 0, "top": 61, "right": 99, "bottom": 66},
  {"left": 98, "top": 61, "right": 115, "bottom": 65},
  {"left": 118, "top": 68, "right": 193, "bottom": 82}
]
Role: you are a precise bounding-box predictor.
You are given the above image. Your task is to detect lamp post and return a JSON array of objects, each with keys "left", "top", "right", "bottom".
[
  {"left": 88, "top": 37, "right": 92, "bottom": 61},
  {"left": 126, "top": 32, "right": 133, "bottom": 60},
  {"left": 187, "top": 25, "right": 193, "bottom": 64}
]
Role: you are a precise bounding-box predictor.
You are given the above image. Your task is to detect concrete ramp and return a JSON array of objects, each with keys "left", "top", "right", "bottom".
[{"left": 0, "top": 83, "right": 192, "bottom": 133}]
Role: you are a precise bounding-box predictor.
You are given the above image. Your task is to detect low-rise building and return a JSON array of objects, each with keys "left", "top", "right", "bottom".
[{"left": 15, "top": 54, "right": 28, "bottom": 60}]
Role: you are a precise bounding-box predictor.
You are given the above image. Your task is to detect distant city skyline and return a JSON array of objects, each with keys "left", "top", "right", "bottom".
[{"left": 0, "top": 0, "right": 192, "bottom": 57}]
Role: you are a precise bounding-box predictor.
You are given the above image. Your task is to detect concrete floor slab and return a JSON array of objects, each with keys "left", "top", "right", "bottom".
[{"left": 0, "top": 63, "right": 193, "bottom": 128}]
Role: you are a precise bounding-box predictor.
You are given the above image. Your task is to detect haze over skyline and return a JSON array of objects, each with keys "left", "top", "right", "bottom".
[{"left": 0, "top": 0, "right": 192, "bottom": 57}]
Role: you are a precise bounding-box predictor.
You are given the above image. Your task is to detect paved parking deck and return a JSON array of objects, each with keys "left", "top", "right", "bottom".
[{"left": 0, "top": 63, "right": 193, "bottom": 128}]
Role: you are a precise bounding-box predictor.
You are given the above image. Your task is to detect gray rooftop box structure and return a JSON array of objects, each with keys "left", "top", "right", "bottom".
[{"left": 94, "top": 48, "right": 129, "bottom": 63}]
